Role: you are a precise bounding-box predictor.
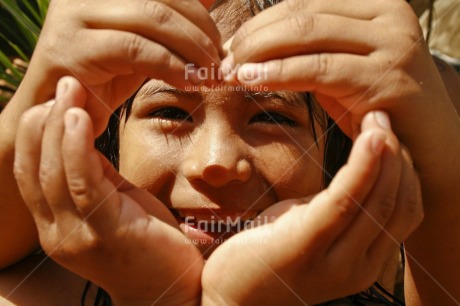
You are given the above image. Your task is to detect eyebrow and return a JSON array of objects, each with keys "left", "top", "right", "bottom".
[
  {"left": 245, "top": 91, "right": 307, "bottom": 109},
  {"left": 135, "top": 81, "right": 307, "bottom": 109},
  {"left": 135, "top": 81, "right": 202, "bottom": 102}
]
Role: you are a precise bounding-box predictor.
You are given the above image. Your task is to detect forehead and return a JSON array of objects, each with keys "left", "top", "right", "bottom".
[{"left": 134, "top": 80, "right": 308, "bottom": 110}]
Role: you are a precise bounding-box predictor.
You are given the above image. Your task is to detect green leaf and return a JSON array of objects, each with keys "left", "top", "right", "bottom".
[
  {"left": 0, "top": 31, "right": 29, "bottom": 62},
  {"left": 0, "top": 49, "right": 22, "bottom": 82},
  {"left": 0, "top": 0, "right": 40, "bottom": 46},
  {"left": 37, "top": 0, "right": 49, "bottom": 22},
  {"left": 21, "top": 0, "right": 42, "bottom": 25}
]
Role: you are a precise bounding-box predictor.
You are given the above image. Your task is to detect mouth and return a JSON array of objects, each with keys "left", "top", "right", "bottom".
[{"left": 170, "top": 208, "right": 261, "bottom": 255}]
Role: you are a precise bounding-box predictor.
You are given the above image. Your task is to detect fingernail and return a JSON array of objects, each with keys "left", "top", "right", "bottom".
[
  {"left": 64, "top": 111, "right": 78, "bottom": 132},
  {"left": 56, "top": 78, "right": 69, "bottom": 100},
  {"left": 237, "top": 63, "right": 264, "bottom": 84},
  {"left": 371, "top": 133, "right": 386, "bottom": 155},
  {"left": 220, "top": 53, "right": 235, "bottom": 78},
  {"left": 374, "top": 111, "right": 391, "bottom": 130}
]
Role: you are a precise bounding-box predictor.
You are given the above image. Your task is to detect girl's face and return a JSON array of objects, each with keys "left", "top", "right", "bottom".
[{"left": 118, "top": 81, "right": 324, "bottom": 252}]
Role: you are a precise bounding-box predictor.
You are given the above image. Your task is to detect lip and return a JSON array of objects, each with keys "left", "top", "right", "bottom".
[{"left": 171, "top": 209, "right": 260, "bottom": 256}]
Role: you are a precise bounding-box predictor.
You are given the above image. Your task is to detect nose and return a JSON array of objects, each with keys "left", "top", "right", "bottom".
[{"left": 182, "top": 128, "right": 252, "bottom": 187}]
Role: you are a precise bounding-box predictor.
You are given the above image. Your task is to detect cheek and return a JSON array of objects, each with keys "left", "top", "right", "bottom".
[
  {"left": 118, "top": 128, "right": 182, "bottom": 195},
  {"left": 254, "top": 141, "right": 324, "bottom": 199}
]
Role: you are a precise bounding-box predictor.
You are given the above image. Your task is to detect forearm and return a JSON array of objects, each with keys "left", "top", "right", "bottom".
[
  {"left": 401, "top": 61, "right": 460, "bottom": 305},
  {"left": 0, "top": 143, "right": 39, "bottom": 269},
  {"left": 387, "top": 54, "right": 460, "bottom": 210},
  {"left": 403, "top": 132, "right": 460, "bottom": 305},
  {"left": 404, "top": 205, "right": 460, "bottom": 306},
  {"left": 0, "top": 50, "right": 59, "bottom": 269}
]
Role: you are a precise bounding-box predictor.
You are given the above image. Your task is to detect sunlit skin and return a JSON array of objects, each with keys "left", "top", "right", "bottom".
[
  {"left": 118, "top": 81, "right": 324, "bottom": 254},
  {"left": 2, "top": 0, "right": 458, "bottom": 303}
]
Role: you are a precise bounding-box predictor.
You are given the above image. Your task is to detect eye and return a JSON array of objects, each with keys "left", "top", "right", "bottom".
[
  {"left": 149, "top": 107, "right": 192, "bottom": 122},
  {"left": 250, "top": 112, "right": 297, "bottom": 127}
]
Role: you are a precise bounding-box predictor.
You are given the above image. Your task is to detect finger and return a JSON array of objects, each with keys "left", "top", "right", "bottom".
[
  {"left": 297, "top": 128, "right": 386, "bottom": 249},
  {"left": 332, "top": 112, "right": 402, "bottom": 255},
  {"left": 72, "top": 29, "right": 193, "bottom": 89},
  {"left": 14, "top": 101, "right": 54, "bottom": 225},
  {"left": 83, "top": 0, "right": 221, "bottom": 67},
  {"left": 229, "top": 0, "right": 386, "bottom": 53},
  {"left": 62, "top": 107, "right": 127, "bottom": 232},
  {"left": 228, "top": 14, "right": 375, "bottom": 67},
  {"left": 160, "top": 0, "right": 223, "bottom": 55},
  {"left": 39, "top": 77, "right": 86, "bottom": 217},
  {"left": 62, "top": 106, "right": 179, "bottom": 231},
  {"left": 232, "top": 54, "right": 372, "bottom": 100},
  {"left": 368, "top": 145, "right": 423, "bottom": 260}
]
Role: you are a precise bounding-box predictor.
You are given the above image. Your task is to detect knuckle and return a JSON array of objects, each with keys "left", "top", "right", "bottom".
[
  {"left": 332, "top": 193, "right": 359, "bottom": 221},
  {"left": 67, "top": 179, "right": 94, "bottom": 210},
  {"left": 289, "top": 14, "right": 316, "bottom": 37},
  {"left": 311, "top": 53, "right": 332, "bottom": 82},
  {"left": 377, "top": 195, "right": 396, "bottom": 221},
  {"left": 285, "top": 0, "right": 304, "bottom": 11},
  {"left": 124, "top": 34, "right": 146, "bottom": 62},
  {"left": 13, "top": 160, "right": 27, "bottom": 183},
  {"left": 145, "top": 1, "right": 172, "bottom": 25},
  {"left": 38, "top": 163, "right": 56, "bottom": 187},
  {"left": 78, "top": 232, "right": 105, "bottom": 253}
]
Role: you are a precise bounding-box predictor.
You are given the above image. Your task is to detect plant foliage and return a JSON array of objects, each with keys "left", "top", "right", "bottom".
[{"left": 0, "top": 0, "right": 48, "bottom": 110}]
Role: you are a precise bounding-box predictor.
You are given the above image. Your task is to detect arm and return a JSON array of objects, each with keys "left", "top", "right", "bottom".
[
  {"left": 0, "top": 0, "right": 221, "bottom": 269},
  {"left": 404, "top": 57, "right": 460, "bottom": 306}
]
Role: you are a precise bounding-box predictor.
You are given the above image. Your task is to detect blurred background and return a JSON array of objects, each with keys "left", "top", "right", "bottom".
[
  {"left": 412, "top": 0, "right": 460, "bottom": 71},
  {"left": 0, "top": 0, "right": 459, "bottom": 112}
]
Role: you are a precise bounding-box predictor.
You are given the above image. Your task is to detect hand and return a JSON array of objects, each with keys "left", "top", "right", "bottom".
[
  {"left": 23, "top": 0, "right": 222, "bottom": 135},
  {"left": 221, "top": 0, "right": 449, "bottom": 138},
  {"left": 13, "top": 77, "right": 204, "bottom": 305},
  {"left": 202, "top": 111, "right": 423, "bottom": 305}
]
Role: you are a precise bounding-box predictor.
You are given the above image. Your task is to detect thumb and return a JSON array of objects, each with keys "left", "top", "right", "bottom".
[{"left": 361, "top": 111, "right": 392, "bottom": 132}]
